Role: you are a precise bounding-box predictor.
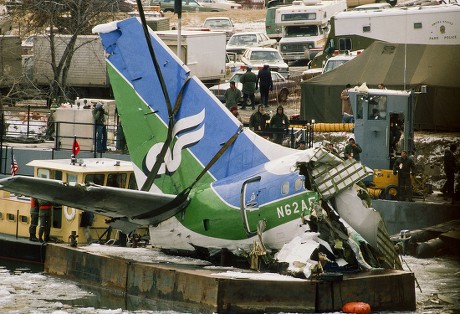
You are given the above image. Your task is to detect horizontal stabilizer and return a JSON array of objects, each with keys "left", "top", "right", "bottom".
[{"left": 0, "top": 176, "right": 188, "bottom": 225}]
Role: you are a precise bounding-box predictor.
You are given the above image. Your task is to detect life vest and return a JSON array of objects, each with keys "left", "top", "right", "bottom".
[
  {"left": 30, "top": 198, "right": 38, "bottom": 208},
  {"left": 39, "top": 201, "right": 52, "bottom": 210}
]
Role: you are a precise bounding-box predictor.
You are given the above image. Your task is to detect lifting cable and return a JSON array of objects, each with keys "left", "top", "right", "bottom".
[
  {"left": 141, "top": 76, "right": 191, "bottom": 192},
  {"left": 134, "top": 0, "right": 243, "bottom": 214},
  {"left": 180, "top": 125, "right": 243, "bottom": 198},
  {"left": 136, "top": 0, "right": 189, "bottom": 192},
  {"left": 134, "top": 121, "right": 243, "bottom": 221},
  {"left": 133, "top": 124, "right": 243, "bottom": 220}
]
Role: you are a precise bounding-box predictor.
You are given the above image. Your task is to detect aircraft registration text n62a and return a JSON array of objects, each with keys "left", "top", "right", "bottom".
[{"left": 276, "top": 196, "right": 316, "bottom": 219}]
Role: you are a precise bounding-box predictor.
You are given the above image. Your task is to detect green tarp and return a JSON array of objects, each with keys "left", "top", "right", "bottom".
[{"left": 301, "top": 42, "right": 460, "bottom": 130}]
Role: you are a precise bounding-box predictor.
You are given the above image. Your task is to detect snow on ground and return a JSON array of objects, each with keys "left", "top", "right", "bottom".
[
  {"left": 210, "top": 270, "right": 304, "bottom": 281},
  {"left": 81, "top": 244, "right": 303, "bottom": 281},
  {"left": 80, "top": 243, "right": 211, "bottom": 266},
  {"left": 167, "top": 10, "right": 266, "bottom": 33}
]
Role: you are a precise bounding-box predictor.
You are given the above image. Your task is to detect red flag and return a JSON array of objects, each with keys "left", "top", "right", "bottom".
[
  {"left": 72, "top": 137, "right": 80, "bottom": 156},
  {"left": 11, "top": 155, "right": 19, "bottom": 176},
  {"left": 11, "top": 148, "right": 19, "bottom": 176}
]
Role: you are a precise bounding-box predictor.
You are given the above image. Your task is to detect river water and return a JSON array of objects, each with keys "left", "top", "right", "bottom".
[{"left": 0, "top": 253, "right": 458, "bottom": 314}]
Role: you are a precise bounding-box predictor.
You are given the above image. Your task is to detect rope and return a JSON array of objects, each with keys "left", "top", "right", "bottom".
[
  {"left": 400, "top": 254, "right": 422, "bottom": 293},
  {"left": 181, "top": 125, "right": 243, "bottom": 196},
  {"left": 135, "top": 125, "right": 243, "bottom": 220},
  {"left": 141, "top": 77, "right": 191, "bottom": 192},
  {"left": 249, "top": 220, "right": 267, "bottom": 271}
]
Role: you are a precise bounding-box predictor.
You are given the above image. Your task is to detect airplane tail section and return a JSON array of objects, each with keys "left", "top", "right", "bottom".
[{"left": 94, "top": 18, "right": 294, "bottom": 194}]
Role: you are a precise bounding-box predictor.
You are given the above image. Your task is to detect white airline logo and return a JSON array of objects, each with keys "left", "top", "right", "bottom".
[{"left": 145, "top": 109, "right": 205, "bottom": 175}]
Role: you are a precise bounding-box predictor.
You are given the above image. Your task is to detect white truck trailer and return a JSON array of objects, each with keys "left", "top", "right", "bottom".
[
  {"left": 32, "top": 31, "right": 226, "bottom": 94},
  {"left": 310, "top": 3, "right": 460, "bottom": 67},
  {"left": 276, "top": 0, "right": 346, "bottom": 62},
  {"left": 155, "top": 30, "right": 226, "bottom": 86},
  {"left": 32, "top": 35, "right": 108, "bottom": 89}
]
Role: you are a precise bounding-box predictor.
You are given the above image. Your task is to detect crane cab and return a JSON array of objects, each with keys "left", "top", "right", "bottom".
[{"left": 349, "top": 88, "right": 415, "bottom": 170}]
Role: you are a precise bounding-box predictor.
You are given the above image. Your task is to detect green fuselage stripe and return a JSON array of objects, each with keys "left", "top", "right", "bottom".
[{"left": 107, "top": 63, "right": 214, "bottom": 194}]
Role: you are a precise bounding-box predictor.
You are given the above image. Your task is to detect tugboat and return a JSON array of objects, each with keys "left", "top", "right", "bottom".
[{"left": 0, "top": 157, "right": 146, "bottom": 265}]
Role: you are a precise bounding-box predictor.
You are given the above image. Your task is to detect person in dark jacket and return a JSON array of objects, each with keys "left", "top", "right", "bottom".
[
  {"left": 441, "top": 144, "right": 457, "bottom": 198},
  {"left": 29, "top": 197, "right": 39, "bottom": 242},
  {"left": 224, "top": 81, "right": 242, "bottom": 109},
  {"left": 38, "top": 199, "right": 53, "bottom": 242},
  {"left": 93, "top": 102, "right": 108, "bottom": 152},
  {"left": 249, "top": 105, "right": 270, "bottom": 132},
  {"left": 256, "top": 64, "right": 273, "bottom": 108},
  {"left": 240, "top": 65, "right": 257, "bottom": 110},
  {"left": 344, "top": 138, "right": 362, "bottom": 162},
  {"left": 393, "top": 150, "right": 416, "bottom": 202},
  {"left": 269, "top": 105, "right": 289, "bottom": 144}
]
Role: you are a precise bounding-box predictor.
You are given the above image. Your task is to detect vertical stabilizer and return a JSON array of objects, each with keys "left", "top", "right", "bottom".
[{"left": 94, "top": 18, "right": 294, "bottom": 194}]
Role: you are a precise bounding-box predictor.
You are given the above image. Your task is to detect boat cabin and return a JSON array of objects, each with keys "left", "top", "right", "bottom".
[{"left": 0, "top": 158, "right": 144, "bottom": 244}]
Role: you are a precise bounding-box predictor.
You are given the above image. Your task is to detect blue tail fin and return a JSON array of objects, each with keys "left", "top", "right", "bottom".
[{"left": 95, "top": 18, "right": 294, "bottom": 193}]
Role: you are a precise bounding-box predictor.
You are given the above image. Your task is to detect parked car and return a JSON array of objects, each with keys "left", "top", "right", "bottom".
[
  {"left": 225, "top": 52, "right": 244, "bottom": 79},
  {"left": 203, "top": 17, "right": 235, "bottom": 41},
  {"left": 209, "top": 70, "right": 296, "bottom": 104},
  {"left": 197, "top": 0, "right": 242, "bottom": 10},
  {"left": 240, "top": 47, "right": 289, "bottom": 78},
  {"left": 157, "top": 0, "right": 227, "bottom": 12},
  {"left": 226, "top": 32, "right": 277, "bottom": 55}
]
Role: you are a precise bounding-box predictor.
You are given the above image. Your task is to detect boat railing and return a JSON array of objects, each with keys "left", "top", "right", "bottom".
[
  {"left": 0, "top": 106, "right": 129, "bottom": 177},
  {"left": 0, "top": 106, "right": 49, "bottom": 142},
  {"left": 0, "top": 106, "right": 127, "bottom": 152}
]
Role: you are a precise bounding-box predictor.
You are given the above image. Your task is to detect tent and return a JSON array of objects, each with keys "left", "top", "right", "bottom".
[{"left": 300, "top": 42, "right": 460, "bottom": 131}]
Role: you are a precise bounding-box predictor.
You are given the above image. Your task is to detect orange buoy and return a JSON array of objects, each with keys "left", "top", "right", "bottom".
[{"left": 342, "top": 301, "right": 371, "bottom": 314}]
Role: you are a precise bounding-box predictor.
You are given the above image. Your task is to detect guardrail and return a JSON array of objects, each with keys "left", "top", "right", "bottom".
[
  {"left": 0, "top": 107, "right": 127, "bottom": 154},
  {"left": 1, "top": 107, "right": 49, "bottom": 141},
  {"left": 254, "top": 125, "right": 314, "bottom": 148}
]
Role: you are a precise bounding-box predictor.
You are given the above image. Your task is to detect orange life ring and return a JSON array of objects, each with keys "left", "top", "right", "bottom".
[{"left": 342, "top": 301, "right": 371, "bottom": 314}]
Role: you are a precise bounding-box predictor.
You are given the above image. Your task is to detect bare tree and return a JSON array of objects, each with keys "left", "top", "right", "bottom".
[{"left": 7, "top": 0, "right": 128, "bottom": 107}]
